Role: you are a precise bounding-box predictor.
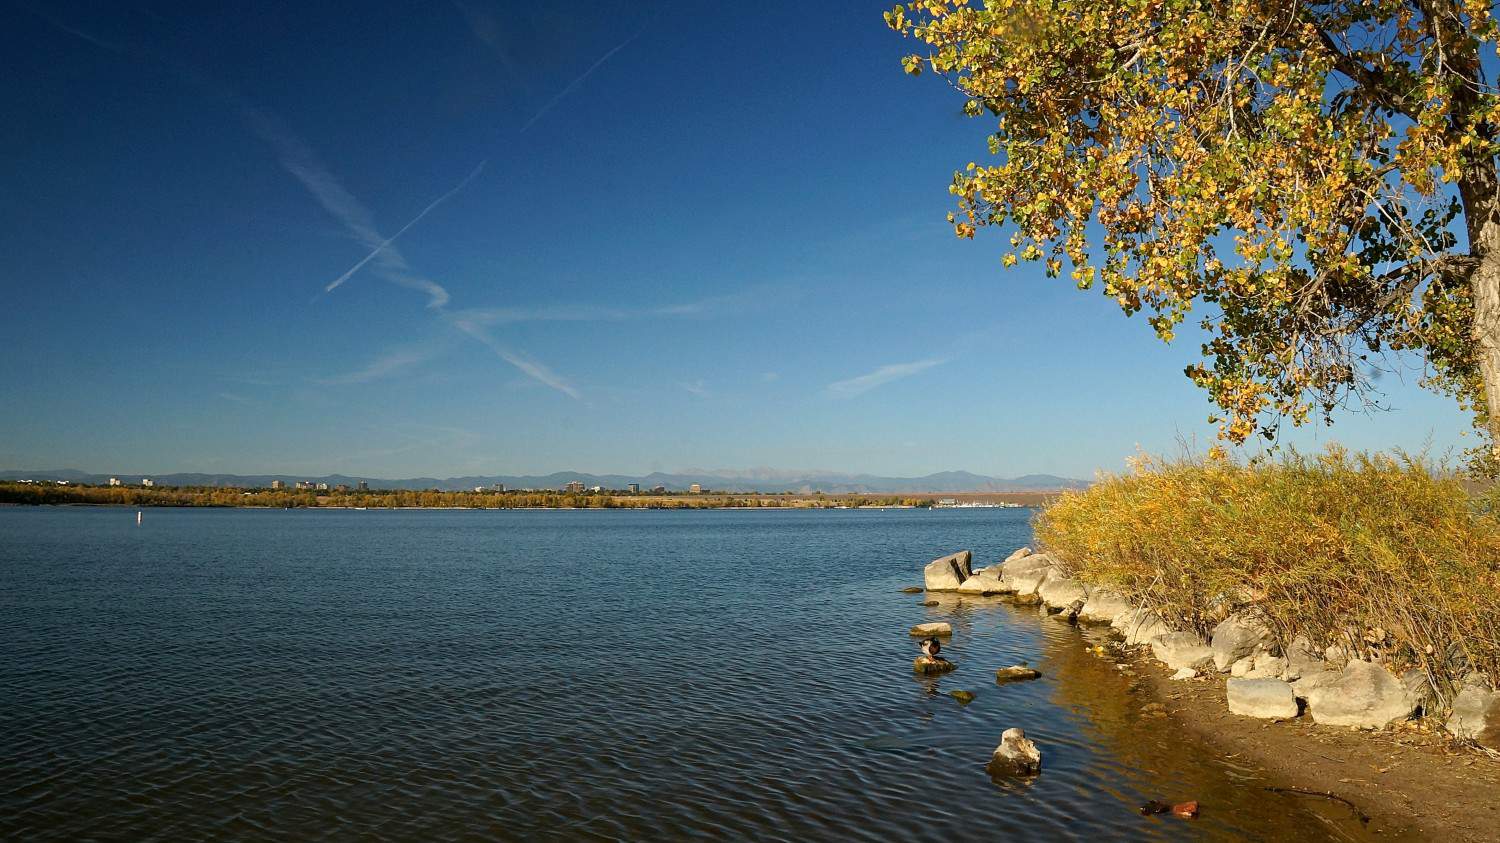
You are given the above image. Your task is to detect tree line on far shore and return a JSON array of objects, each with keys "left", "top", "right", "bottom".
[{"left": 0, "top": 483, "right": 939, "bottom": 510}]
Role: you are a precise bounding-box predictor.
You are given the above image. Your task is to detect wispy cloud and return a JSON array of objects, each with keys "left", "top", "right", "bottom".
[
  {"left": 520, "top": 29, "right": 643, "bottom": 132},
  {"left": 241, "top": 107, "right": 456, "bottom": 309},
  {"left": 451, "top": 288, "right": 782, "bottom": 327},
  {"left": 827, "top": 358, "right": 949, "bottom": 399},
  {"left": 323, "top": 161, "right": 486, "bottom": 295},
  {"left": 217, "top": 391, "right": 253, "bottom": 405},
  {"left": 451, "top": 317, "right": 581, "bottom": 399},
  {"left": 319, "top": 349, "right": 435, "bottom": 385}
]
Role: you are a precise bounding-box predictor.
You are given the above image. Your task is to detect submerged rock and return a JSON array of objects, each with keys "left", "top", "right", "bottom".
[
  {"left": 949, "top": 689, "right": 976, "bottom": 704},
  {"left": 1210, "top": 615, "right": 1272, "bottom": 672},
  {"left": 909, "top": 622, "right": 953, "bottom": 637},
  {"left": 923, "top": 551, "right": 973, "bottom": 592},
  {"left": 987, "top": 727, "right": 1041, "bottom": 776},
  {"left": 1305, "top": 661, "right": 1416, "bottom": 728},
  {"left": 1447, "top": 683, "right": 1500, "bottom": 749},
  {"left": 914, "top": 655, "right": 956, "bottom": 675},
  {"left": 1150, "top": 632, "right": 1216, "bottom": 672},
  {"left": 995, "top": 665, "right": 1042, "bottom": 684},
  {"left": 1227, "top": 678, "right": 1299, "bottom": 719},
  {"left": 900, "top": 586, "right": 924, "bottom": 594}
]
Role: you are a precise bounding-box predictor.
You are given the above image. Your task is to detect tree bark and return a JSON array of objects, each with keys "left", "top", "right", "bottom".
[{"left": 1462, "top": 175, "right": 1500, "bottom": 461}]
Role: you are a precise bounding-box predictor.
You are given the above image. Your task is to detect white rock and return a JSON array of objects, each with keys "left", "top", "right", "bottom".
[
  {"left": 1210, "top": 615, "right": 1272, "bottom": 672},
  {"left": 1283, "top": 635, "right": 1327, "bottom": 682},
  {"left": 922, "top": 551, "right": 973, "bottom": 592},
  {"left": 1245, "top": 654, "right": 1287, "bottom": 680},
  {"left": 1037, "top": 575, "right": 1088, "bottom": 610},
  {"left": 1291, "top": 669, "right": 1341, "bottom": 701},
  {"left": 1004, "top": 547, "right": 1033, "bottom": 563},
  {"left": 1078, "top": 589, "right": 1134, "bottom": 623},
  {"left": 1229, "top": 656, "right": 1255, "bottom": 677},
  {"left": 1305, "top": 661, "right": 1416, "bottom": 728},
  {"left": 909, "top": 622, "right": 953, "bottom": 637},
  {"left": 1007, "top": 566, "right": 1053, "bottom": 597},
  {"left": 987, "top": 727, "right": 1041, "bottom": 776},
  {"left": 1446, "top": 683, "right": 1500, "bottom": 748},
  {"left": 1114, "top": 609, "right": 1172, "bottom": 646},
  {"left": 956, "top": 566, "right": 1009, "bottom": 595},
  {"left": 1170, "top": 667, "right": 1199, "bottom": 680},
  {"left": 1227, "top": 678, "right": 1299, "bottom": 719},
  {"left": 1150, "top": 632, "right": 1216, "bottom": 672}
]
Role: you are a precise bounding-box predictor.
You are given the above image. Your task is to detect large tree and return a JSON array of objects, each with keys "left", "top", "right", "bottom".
[{"left": 888, "top": 0, "right": 1500, "bottom": 461}]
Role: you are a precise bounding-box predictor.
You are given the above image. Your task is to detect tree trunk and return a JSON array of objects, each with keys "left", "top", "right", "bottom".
[{"left": 1462, "top": 177, "right": 1500, "bottom": 462}]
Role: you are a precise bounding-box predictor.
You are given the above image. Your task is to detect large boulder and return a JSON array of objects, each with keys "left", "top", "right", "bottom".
[
  {"left": 1210, "top": 615, "right": 1273, "bottom": 672},
  {"left": 1037, "top": 575, "right": 1088, "bottom": 610},
  {"left": 986, "top": 727, "right": 1041, "bottom": 777},
  {"left": 1114, "top": 608, "right": 1172, "bottom": 646},
  {"left": 923, "top": 551, "right": 973, "bottom": 591},
  {"left": 956, "top": 566, "right": 1009, "bottom": 595},
  {"left": 1230, "top": 653, "right": 1288, "bottom": 680},
  {"left": 1151, "top": 632, "right": 1216, "bottom": 672},
  {"left": 1226, "top": 678, "right": 1299, "bottom": 719},
  {"left": 1004, "top": 547, "right": 1033, "bottom": 563},
  {"left": 1291, "top": 669, "right": 1341, "bottom": 701},
  {"left": 1305, "top": 661, "right": 1416, "bottom": 728},
  {"left": 1078, "top": 589, "right": 1134, "bottom": 624},
  {"left": 1000, "top": 553, "right": 1057, "bottom": 591},
  {"left": 1446, "top": 684, "right": 1500, "bottom": 749}
]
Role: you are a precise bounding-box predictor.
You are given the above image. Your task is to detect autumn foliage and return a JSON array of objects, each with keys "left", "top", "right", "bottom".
[{"left": 889, "top": 1, "right": 1500, "bottom": 457}]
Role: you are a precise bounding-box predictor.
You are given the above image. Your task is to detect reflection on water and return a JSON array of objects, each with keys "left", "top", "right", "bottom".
[{"left": 0, "top": 507, "right": 1387, "bottom": 840}]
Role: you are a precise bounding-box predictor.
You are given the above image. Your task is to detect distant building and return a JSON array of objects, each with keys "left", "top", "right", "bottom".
[
  {"left": 141, "top": 478, "right": 154, "bottom": 487},
  {"left": 588, "top": 485, "right": 602, "bottom": 493},
  {"left": 474, "top": 486, "right": 487, "bottom": 493},
  {"left": 335, "top": 484, "right": 349, "bottom": 493},
  {"left": 564, "top": 481, "right": 585, "bottom": 494},
  {"left": 315, "top": 482, "right": 329, "bottom": 491},
  {"left": 295, "top": 481, "right": 311, "bottom": 490},
  {"left": 492, "top": 484, "right": 506, "bottom": 492},
  {"left": 689, "top": 483, "right": 703, "bottom": 494},
  {"left": 271, "top": 480, "right": 285, "bottom": 490},
  {"left": 108, "top": 477, "right": 121, "bottom": 487},
  {"left": 357, "top": 481, "right": 368, "bottom": 492},
  {"left": 651, "top": 485, "right": 666, "bottom": 494},
  {"left": 627, "top": 483, "right": 639, "bottom": 494}
]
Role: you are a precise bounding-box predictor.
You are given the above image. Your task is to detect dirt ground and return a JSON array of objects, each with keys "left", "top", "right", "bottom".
[{"left": 1129, "top": 654, "right": 1500, "bottom": 841}]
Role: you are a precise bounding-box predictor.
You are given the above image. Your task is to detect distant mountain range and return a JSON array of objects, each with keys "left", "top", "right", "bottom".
[{"left": 0, "top": 468, "right": 1090, "bottom": 494}]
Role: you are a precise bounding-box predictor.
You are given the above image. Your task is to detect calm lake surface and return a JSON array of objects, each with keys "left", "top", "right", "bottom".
[{"left": 1, "top": 507, "right": 1378, "bottom": 841}]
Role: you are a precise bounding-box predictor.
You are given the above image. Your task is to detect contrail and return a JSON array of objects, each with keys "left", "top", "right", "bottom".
[
  {"left": 324, "top": 160, "right": 487, "bottom": 294},
  {"left": 520, "top": 30, "right": 643, "bottom": 133}
]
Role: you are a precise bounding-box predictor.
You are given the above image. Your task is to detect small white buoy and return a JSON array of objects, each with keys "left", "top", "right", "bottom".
[{"left": 137, "top": 511, "right": 142, "bottom": 525}]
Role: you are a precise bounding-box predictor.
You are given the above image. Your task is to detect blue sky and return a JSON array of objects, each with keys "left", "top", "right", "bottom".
[{"left": 0, "top": 1, "right": 1476, "bottom": 480}]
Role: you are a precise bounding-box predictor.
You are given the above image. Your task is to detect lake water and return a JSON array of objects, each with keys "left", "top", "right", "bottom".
[{"left": 0, "top": 507, "right": 1377, "bottom": 841}]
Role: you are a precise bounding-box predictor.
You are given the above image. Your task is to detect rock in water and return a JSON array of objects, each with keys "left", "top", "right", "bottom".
[
  {"left": 900, "top": 586, "right": 924, "bottom": 594},
  {"left": 1037, "top": 575, "right": 1088, "bottom": 610},
  {"left": 949, "top": 689, "right": 976, "bottom": 704},
  {"left": 956, "top": 565, "right": 1010, "bottom": 595},
  {"left": 1226, "top": 678, "right": 1299, "bottom": 719},
  {"left": 914, "top": 655, "right": 956, "bottom": 675},
  {"left": 923, "top": 551, "right": 973, "bottom": 591},
  {"left": 909, "top": 622, "right": 953, "bottom": 637},
  {"left": 995, "top": 665, "right": 1042, "bottom": 684},
  {"left": 987, "top": 727, "right": 1041, "bottom": 776},
  {"left": 1150, "top": 632, "right": 1216, "bottom": 672},
  {"left": 1305, "top": 661, "right": 1416, "bottom": 728}
]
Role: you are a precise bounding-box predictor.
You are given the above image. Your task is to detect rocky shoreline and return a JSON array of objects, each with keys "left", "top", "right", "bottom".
[{"left": 912, "top": 545, "right": 1500, "bottom": 836}]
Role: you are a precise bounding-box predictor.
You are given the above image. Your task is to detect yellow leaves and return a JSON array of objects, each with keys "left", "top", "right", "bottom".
[
  {"left": 1002, "top": 253, "right": 1017, "bottom": 267},
  {"left": 901, "top": 54, "right": 923, "bottom": 75}
]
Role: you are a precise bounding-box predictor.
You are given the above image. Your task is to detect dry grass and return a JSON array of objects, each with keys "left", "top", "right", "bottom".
[{"left": 1035, "top": 447, "right": 1500, "bottom": 699}]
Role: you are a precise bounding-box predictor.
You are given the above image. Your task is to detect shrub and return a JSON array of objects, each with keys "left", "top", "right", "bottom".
[{"left": 1035, "top": 447, "right": 1500, "bottom": 697}]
